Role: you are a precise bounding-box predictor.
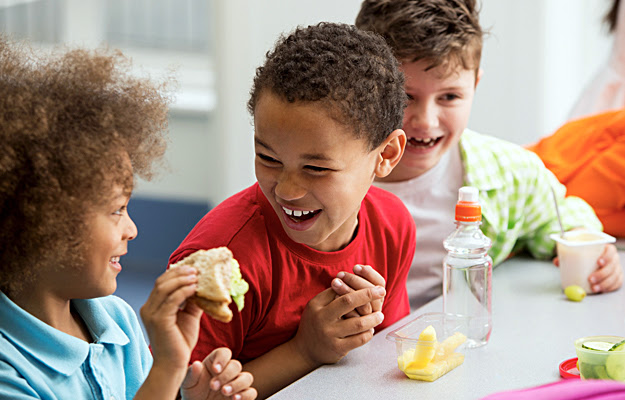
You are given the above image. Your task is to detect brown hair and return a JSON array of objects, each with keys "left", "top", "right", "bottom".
[
  {"left": 356, "top": 0, "right": 484, "bottom": 76},
  {"left": 0, "top": 36, "right": 173, "bottom": 295},
  {"left": 247, "top": 22, "right": 406, "bottom": 150}
]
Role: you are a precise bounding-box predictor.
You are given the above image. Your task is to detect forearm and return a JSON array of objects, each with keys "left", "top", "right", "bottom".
[
  {"left": 243, "top": 339, "right": 320, "bottom": 400},
  {"left": 134, "top": 362, "right": 187, "bottom": 400}
]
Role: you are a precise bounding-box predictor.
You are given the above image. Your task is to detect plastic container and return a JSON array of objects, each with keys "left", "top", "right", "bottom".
[
  {"left": 443, "top": 186, "right": 493, "bottom": 348},
  {"left": 551, "top": 230, "right": 616, "bottom": 293},
  {"left": 575, "top": 336, "right": 625, "bottom": 381},
  {"left": 386, "top": 312, "right": 468, "bottom": 381}
]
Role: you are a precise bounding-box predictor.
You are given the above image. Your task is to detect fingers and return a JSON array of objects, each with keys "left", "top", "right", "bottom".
[
  {"left": 140, "top": 266, "right": 198, "bottom": 321},
  {"left": 331, "top": 278, "right": 372, "bottom": 316},
  {"left": 328, "top": 286, "right": 386, "bottom": 321},
  {"left": 352, "top": 264, "right": 386, "bottom": 287},
  {"left": 181, "top": 361, "right": 205, "bottom": 391},
  {"left": 331, "top": 265, "right": 386, "bottom": 315},
  {"left": 204, "top": 347, "right": 232, "bottom": 380},
  {"left": 218, "top": 366, "right": 254, "bottom": 398},
  {"left": 589, "top": 244, "right": 623, "bottom": 293},
  {"left": 204, "top": 348, "right": 256, "bottom": 399}
]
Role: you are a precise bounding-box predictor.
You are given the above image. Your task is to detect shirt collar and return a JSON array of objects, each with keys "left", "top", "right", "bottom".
[{"left": 0, "top": 292, "right": 129, "bottom": 376}]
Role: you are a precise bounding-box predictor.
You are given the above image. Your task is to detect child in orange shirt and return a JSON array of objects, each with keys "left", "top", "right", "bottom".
[{"left": 528, "top": 109, "right": 625, "bottom": 237}]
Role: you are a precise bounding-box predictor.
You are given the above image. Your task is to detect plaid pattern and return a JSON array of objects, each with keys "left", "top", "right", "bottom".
[{"left": 460, "top": 130, "right": 602, "bottom": 266}]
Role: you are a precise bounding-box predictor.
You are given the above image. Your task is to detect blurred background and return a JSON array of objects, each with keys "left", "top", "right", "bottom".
[{"left": 0, "top": 0, "right": 614, "bottom": 333}]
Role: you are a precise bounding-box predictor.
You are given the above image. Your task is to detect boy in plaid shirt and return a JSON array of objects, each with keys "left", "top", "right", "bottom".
[{"left": 356, "top": 0, "right": 622, "bottom": 309}]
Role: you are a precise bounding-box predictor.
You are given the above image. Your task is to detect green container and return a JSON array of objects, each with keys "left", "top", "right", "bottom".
[{"left": 575, "top": 336, "right": 625, "bottom": 381}]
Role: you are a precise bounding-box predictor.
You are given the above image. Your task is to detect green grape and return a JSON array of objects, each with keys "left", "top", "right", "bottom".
[{"left": 565, "top": 285, "right": 586, "bottom": 302}]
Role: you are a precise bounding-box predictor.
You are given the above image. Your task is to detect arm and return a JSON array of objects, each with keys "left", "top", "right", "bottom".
[
  {"left": 134, "top": 266, "right": 200, "bottom": 400},
  {"left": 134, "top": 266, "right": 256, "bottom": 400},
  {"left": 243, "top": 286, "right": 386, "bottom": 400},
  {"left": 514, "top": 155, "right": 601, "bottom": 260},
  {"left": 522, "top": 156, "right": 621, "bottom": 293}
]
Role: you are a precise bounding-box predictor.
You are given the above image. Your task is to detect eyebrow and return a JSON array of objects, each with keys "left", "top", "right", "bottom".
[{"left": 254, "top": 137, "right": 333, "bottom": 162}]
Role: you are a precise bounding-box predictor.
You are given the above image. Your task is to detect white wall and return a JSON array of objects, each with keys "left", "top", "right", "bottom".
[
  {"left": 472, "top": 0, "right": 612, "bottom": 144},
  {"left": 136, "top": 0, "right": 615, "bottom": 206}
]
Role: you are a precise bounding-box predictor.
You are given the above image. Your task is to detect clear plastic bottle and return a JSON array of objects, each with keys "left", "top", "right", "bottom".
[{"left": 443, "top": 186, "right": 493, "bottom": 348}]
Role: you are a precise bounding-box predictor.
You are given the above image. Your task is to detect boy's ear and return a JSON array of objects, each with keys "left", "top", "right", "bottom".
[
  {"left": 475, "top": 68, "right": 483, "bottom": 88},
  {"left": 374, "top": 129, "right": 406, "bottom": 178}
]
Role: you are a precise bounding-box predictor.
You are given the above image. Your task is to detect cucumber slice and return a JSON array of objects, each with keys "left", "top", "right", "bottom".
[
  {"left": 583, "top": 341, "right": 615, "bottom": 351},
  {"left": 594, "top": 365, "right": 610, "bottom": 380},
  {"left": 606, "top": 354, "right": 625, "bottom": 381},
  {"left": 579, "top": 362, "right": 598, "bottom": 379},
  {"left": 609, "top": 339, "right": 625, "bottom": 352}
]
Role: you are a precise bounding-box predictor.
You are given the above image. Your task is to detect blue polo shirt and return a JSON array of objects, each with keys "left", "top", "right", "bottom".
[{"left": 0, "top": 292, "right": 152, "bottom": 400}]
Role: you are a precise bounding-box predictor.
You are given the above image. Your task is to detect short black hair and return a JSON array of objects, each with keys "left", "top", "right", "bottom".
[{"left": 247, "top": 22, "right": 406, "bottom": 150}]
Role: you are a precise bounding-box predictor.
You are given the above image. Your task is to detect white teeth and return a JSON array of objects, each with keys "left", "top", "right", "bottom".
[
  {"left": 110, "top": 257, "right": 120, "bottom": 263},
  {"left": 282, "top": 206, "right": 315, "bottom": 217},
  {"left": 410, "top": 137, "right": 439, "bottom": 147}
]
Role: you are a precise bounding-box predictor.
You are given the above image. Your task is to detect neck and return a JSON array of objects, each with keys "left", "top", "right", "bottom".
[{"left": 9, "top": 286, "right": 92, "bottom": 342}]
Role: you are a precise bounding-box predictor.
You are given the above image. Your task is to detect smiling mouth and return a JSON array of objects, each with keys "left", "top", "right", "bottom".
[
  {"left": 110, "top": 256, "right": 120, "bottom": 263},
  {"left": 282, "top": 206, "right": 321, "bottom": 222},
  {"left": 407, "top": 136, "right": 443, "bottom": 148}
]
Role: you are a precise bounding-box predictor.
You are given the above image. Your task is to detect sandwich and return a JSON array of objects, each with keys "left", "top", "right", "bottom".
[{"left": 170, "top": 247, "right": 249, "bottom": 323}]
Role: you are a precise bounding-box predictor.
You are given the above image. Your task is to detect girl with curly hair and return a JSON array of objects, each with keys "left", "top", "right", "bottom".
[{"left": 0, "top": 36, "right": 256, "bottom": 400}]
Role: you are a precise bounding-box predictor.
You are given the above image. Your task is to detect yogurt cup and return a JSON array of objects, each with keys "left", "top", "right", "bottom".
[{"left": 551, "top": 230, "right": 616, "bottom": 293}]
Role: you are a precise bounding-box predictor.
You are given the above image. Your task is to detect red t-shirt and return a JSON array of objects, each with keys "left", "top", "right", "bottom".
[{"left": 169, "top": 183, "right": 416, "bottom": 363}]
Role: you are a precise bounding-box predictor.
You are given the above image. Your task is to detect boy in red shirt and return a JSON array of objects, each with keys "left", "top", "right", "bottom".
[{"left": 169, "top": 22, "right": 416, "bottom": 398}]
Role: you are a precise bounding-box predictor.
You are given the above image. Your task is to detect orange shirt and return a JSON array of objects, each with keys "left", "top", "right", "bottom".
[{"left": 528, "top": 110, "right": 625, "bottom": 237}]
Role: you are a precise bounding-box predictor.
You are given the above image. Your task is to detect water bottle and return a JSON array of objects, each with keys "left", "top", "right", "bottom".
[{"left": 443, "top": 186, "right": 493, "bottom": 348}]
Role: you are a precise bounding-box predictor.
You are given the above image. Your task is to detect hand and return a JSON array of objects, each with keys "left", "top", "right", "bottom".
[
  {"left": 181, "top": 348, "right": 257, "bottom": 400},
  {"left": 293, "top": 286, "right": 386, "bottom": 366},
  {"left": 588, "top": 244, "right": 623, "bottom": 293},
  {"left": 554, "top": 244, "right": 623, "bottom": 293},
  {"left": 331, "top": 264, "right": 386, "bottom": 317},
  {"left": 140, "top": 266, "right": 202, "bottom": 373}
]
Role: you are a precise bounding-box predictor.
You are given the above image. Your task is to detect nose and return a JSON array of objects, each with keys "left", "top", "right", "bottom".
[
  {"left": 275, "top": 170, "right": 306, "bottom": 202},
  {"left": 405, "top": 100, "right": 439, "bottom": 131},
  {"left": 123, "top": 212, "right": 138, "bottom": 241}
]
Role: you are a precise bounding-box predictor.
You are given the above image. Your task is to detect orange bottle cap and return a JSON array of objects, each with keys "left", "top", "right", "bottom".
[{"left": 455, "top": 201, "right": 482, "bottom": 222}]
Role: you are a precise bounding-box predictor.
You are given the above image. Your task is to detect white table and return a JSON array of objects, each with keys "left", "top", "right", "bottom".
[{"left": 269, "top": 253, "right": 625, "bottom": 399}]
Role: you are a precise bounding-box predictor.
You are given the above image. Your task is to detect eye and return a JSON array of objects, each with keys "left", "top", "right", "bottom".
[
  {"left": 113, "top": 205, "right": 127, "bottom": 216},
  {"left": 305, "top": 165, "right": 331, "bottom": 173},
  {"left": 257, "top": 153, "right": 281, "bottom": 165},
  {"left": 406, "top": 93, "right": 414, "bottom": 101},
  {"left": 440, "top": 93, "right": 460, "bottom": 101}
]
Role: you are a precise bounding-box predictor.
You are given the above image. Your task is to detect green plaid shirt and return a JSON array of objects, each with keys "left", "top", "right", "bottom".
[{"left": 460, "top": 129, "right": 602, "bottom": 266}]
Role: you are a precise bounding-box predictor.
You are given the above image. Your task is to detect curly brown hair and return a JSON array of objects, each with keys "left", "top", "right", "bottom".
[
  {"left": 0, "top": 36, "right": 173, "bottom": 296},
  {"left": 247, "top": 22, "right": 406, "bottom": 150},
  {"left": 356, "top": 0, "right": 484, "bottom": 77}
]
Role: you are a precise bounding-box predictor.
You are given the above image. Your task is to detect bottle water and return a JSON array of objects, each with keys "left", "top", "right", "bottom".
[{"left": 443, "top": 186, "right": 493, "bottom": 348}]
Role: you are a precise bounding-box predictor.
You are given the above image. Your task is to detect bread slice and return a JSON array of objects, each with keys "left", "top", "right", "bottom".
[{"left": 170, "top": 247, "right": 234, "bottom": 323}]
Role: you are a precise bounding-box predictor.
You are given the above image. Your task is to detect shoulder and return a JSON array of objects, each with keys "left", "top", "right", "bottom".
[
  {"left": 96, "top": 295, "right": 137, "bottom": 321},
  {"left": 366, "top": 185, "right": 410, "bottom": 207},
  {"left": 85, "top": 296, "right": 145, "bottom": 339},
  {"left": 461, "top": 130, "right": 549, "bottom": 189},
  {"left": 362, "top": 186, "right": 415, "bottom": 234},
  {"left": 462, "top": 130, "right": 543, "bottom": 163},
  {"left": 170, "top": 184, "right": 269, "bottom": 263}
]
